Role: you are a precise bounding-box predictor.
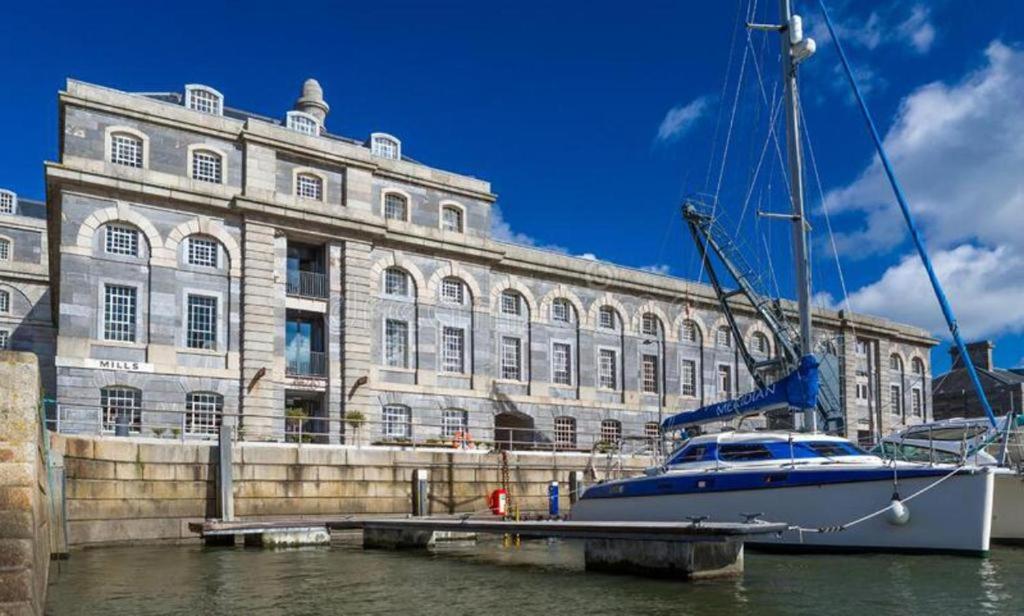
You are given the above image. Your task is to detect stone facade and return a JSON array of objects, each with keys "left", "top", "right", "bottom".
[
  {"left": 43, "top": 78, "right": 937, "bottom": 446},
  {"left": 933, "top": 341, "right": 1024, "bottom": 421}
]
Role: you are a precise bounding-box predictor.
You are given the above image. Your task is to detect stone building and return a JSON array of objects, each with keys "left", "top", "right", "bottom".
[
  {"left": 0, "top": 188, "right": 55, "bottom": 395},
  {"left": 42, "top": 78, "right": 937, "bottom": 446},
  {"left": 933, "top": 341, "right": 1024, "bottom": 421}
]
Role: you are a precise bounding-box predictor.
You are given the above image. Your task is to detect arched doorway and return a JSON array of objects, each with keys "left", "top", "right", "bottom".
[{"left": 494, "top": 411, "right": 536, "bottom": 450}]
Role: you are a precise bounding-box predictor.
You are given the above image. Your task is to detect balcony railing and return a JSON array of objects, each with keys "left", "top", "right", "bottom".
[
  {"left": 286, "top": 351, "right": 327, "bottom": 377},
  {"left": 287, "top": 270, "right": 328, "bottom": 299}
]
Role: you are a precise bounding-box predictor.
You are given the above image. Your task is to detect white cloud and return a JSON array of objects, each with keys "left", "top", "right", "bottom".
[
  {"left": 834, "top": 245, "right": 1024, "bottom": 340},
  {"left": 640, "top": 264, "right": 671, "bottom": 276},
  {"left": 823, "top": 42, "right": 1024, "bottom": 258},
  {"left": 898, "top": 5, "right": 936, "bottom": 54},
  {"left": 577, "top": 252, "right": 599, "bottom": 261},
  {"left": 809, "top": 3, "right": 935, "bottom": 55},
  {"left": 655, "top": 96, "right": 709, "bottom": 144},
  {"left": 490, "top": 204, "right": 569, "bottom": 253}
]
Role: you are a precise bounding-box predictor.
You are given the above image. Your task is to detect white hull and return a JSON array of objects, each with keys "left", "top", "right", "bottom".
[
  {"left": 994, "top": 469, "right": 1024, "bottom": 543},
  {"left": 572, "top": 468, "right": 994, "bottom": 554}
]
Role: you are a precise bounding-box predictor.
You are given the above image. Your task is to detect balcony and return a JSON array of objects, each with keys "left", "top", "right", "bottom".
[
  {"left": 287, "top": 270, "right": 328, "bottom": 299},
  {"left": 286, "top": 351, "right": 327, "bottom": 377}
]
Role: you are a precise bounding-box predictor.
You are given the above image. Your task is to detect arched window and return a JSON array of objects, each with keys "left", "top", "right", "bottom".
[
  {"left": 751, "top": 332, "right": 770, "bottom": 355},
  {"left": 0, "top": 190, "right": 14, "bottom": 215},
  {"left": 440, "top": 277, "right": 466, "bottom": 305},
  {"left": 370, "top": 133, "right": 401, "bottom": 160},
  {"left": 185, "top": 84, "right": 224, "bottom": 115},
  {"left": 109, "top": 132, "right": 144, "bottom": 168},
  {"left": 912, "top": 358, "right": 925, "bottom": 376},
  {"left": 295, "top": 172, "right": 324, "bottom": 201},
  {"left": 500, "top": 290, "right": 524, "bottom": 316},
  {"left": 554, "top": 416, "right": 576, "bottom": 450},
  {"left": 441, "top": 205, "right": 464, "bottom": 233},
  {"left": 441, "top": 409, "right": 468, "bottom": 438},
  {"left": 383, "top": 192, "right": 408, "bottom": 221},
  {"left": 383, "top": 404, "right": 412, "bottom": 440},
  {"left": 103, "top": 224, "right": 139, "bottom": 257},
  {"left": 681, "top": 319, "right": 701, "bottom": 344},
  {"left": 0, "top": 289, "right": 9, "bottom": 313},
  {"left": 191, "top": 148, "right": 223, "bottom": 183},
  {"left": 383, "top": 267, "right": 413, "bottom": 297},
  {"left": 286, "top": 111, "right": 320, "bottom": 136},
  {"left": 716, "top": 325, "right": 732, "bottom": 348},
  {"left": 889, "top": 354, "right": 904, "bottom": 371},
  {"left": 0, "top": 329, "right": 8, "bottom": 350},
  {"left": 186, "top": 235, "right": 220, "bottom": 268},
  {"left": 101, "top": 386, "right": 141, "bottom": 434},
  {"left": 185, "top": 392, "right": 223, "bottom": 437},
  {"left": 641, "top": 313, "right": 661, "bottom": 337},
  {"left": 600, "top": 419, "right": 622, "bottom": 447},
  {"left": 551, "top": 298, "right": 574, "bottom": 323},
  {"left": 0, "top": 238, "right": 9, "bottom": 261},
  {"left": 598, "top": 306, "right": 618, "bottom": 330}
]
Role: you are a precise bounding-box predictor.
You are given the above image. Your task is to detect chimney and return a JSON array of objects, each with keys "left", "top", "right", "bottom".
[
  {"left": 294, "top": 78, "right": 329, "bottom": 126},
  {"left": 949, "top": 340, "right": 994, "bottom": 372}
]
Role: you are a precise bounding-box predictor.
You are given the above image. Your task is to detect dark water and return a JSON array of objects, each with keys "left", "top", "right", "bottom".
[{"left": 46, "top": 537, "right": 1024, "bottom": 615}]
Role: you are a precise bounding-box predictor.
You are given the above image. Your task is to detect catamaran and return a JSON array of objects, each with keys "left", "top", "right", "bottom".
[{"left": 571, "top": 0, "right": 998, "bottom": 554}]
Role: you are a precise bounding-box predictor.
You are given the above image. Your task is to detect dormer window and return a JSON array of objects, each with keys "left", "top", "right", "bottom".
[
  {"left": 441, "top": 205, "right": 464, "bottom": 233},
  {"left": 296, "top": 172, "right": 324, "bottom": 201},
  {"left": 287, "top": 111, "right": 320, "bottom": 136},
  {"left": 0, "top": 190, "right": 15, "bottom": 215},
  {"left": 185, "top": 85, "right": 224, "bottom": 116},
  {"left": 370, "top": 133, "right": 401, "bottom": 160}
]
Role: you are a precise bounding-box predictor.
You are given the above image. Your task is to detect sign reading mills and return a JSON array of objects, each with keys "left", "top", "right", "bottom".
[{"left": 75, "top": 358, "right": 155, "bottom": 373}]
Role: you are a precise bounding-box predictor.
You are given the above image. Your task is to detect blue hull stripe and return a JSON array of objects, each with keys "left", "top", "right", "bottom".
[{"left": 580, "top": 467, "right": 963, "bottom": 500}]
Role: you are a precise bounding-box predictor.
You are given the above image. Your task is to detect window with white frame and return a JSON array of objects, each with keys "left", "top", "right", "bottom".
[
  {"left": 383, "top": 404, "right": 412, "bottom": 439},
  {"left": 103, "top": 284, "right": 137, "bottom": 342},
  {"left": 554, "top": 416, "right": 576, "bottom": 450},
  {"left": 441, "top": 205, "right": 463, "bottom": 232},
  {"left": 912, "top": 358, "right": 925, "bottom": 376},
  {"left": 441, "top": 326, "right": 465, "bottom": 373},
  {"left": 752, "top": 332, "right": 769, "bottom": 355},
  {"left": 500, "top": 336, "right": 521, "bottom": 380},
  {"left": 911, "top": 388, "right": 923, "bottom": 416},
  {"left": 371, "top": 134, "right": 400, "bottom": 160},
  {"left": 105, "top": 224, "right": 139, "bottom": 256},
  {"left": 642, "top": 313, "right": 659, "bottom": 337},
  {"left": 681, "top": 359, "right": 697, "bottom": 397},
  {"left": 551, "top": 298, "right": 572, "bottom": 323},
  {"left": 598, "top": 349, "right": 617, "bottom": 389},
  {"left": 296, "top": 173, "right": 323, "bottom": 200},
  {"left": 383, "top": 192, "right": 408, "bottom": 221},
  {"left": 185, "top": 392, "right": 222, "bottom": 436},
  {"left": 101, "top": 386, "right": 141, "bottom": 434},
  {"left": 500, "top": 291, "right": 521, "bottom": 316},
  {"left": 186, "top": 295, "right": 217, "bottom": 350},
  {"left": 552, "top": 342, "right": 572, "bottom": 385},
  {"left": 286, "top": 111, "right": 319, "bottom": 136},
  {"left": 598, "top": 306, "right": 617, "bottom": 330},
  {"left": 890, "top": 384, "right": 903, "bottom": 416},
  {"left": 383, "top": 267, "right": 410, "bottom": 297},
  {"left": 0, "top": 191, "right": 13, "bottom": 215},
  {"left": 441, "top": 278, "right": 465, "bottom": 305},
  {"left": 442, "top": 409, "right": 468, "bottom": 438},
  {"left": 717, "top": 364, "right": 732, "bottom": 398},
  {"left": 0, "top": 238, "right": 8, "bottom": 261},
  {"left": 681, "top": 320, "right": 699, "bottom": 344},
  {"left": 110, "top": 132, "right": 144, "bottom": 168},
  {"left": 187, "top": 237, "right": 218, "bottom": 268},
  {"left": 856, "top": 374, "right": 869, "bottom": 401},
  {"left": 644, "top": 422, "right": 660, "bottom": 446},
  {"left": 600, "top": 419, "right": 622, "bottom": 446},
  {"left": 890, "top": 354, "right": 903, "bottom": 371},
  {"left": 0, "top": 329, "right": 8, "bottom": 350},
  {"left": 857, "top": 339, "right": 870, "bottom": 356},
  {"left": 191, "top": 149, "right": 223, "bottom": 183},
  {"left": 0, "top": 289, "right": 8, "bottom": 313},
  {"left": 186, "top": 86, "right": 223, "bottom": 115},
  {"left": 716, "top": 326, "right": 732, "bottom": 348},
  {"left": 642, "top": 354, "right": 659, "bottom": 394},
  {"left": 385, "top": 319, "right": 409, "bottom": 368}
]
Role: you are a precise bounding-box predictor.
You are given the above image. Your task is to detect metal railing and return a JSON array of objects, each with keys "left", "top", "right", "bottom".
[
  {"left": 286, "top": 270, "right": 328, "bottom": 299},
  {"left": 286, "top": 351, "right": 326, "bottom": 377}
]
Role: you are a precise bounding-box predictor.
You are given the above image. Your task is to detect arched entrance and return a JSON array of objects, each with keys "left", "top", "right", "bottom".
[{"left": 493, "top": 411, "right": 535, "bottom": 451}]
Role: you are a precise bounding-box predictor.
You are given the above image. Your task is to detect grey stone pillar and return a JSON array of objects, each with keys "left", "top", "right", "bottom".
[{"left": 240, "top": 220, "right": 283, "bottom": 440}]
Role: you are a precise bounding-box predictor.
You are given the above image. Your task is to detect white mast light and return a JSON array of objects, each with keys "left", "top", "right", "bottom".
[
  {"left": 789, "top": 14, "right": 816, "bottom": 64},
  {"left": 789, "top": 15, "right": 804, "bottom": 44}
]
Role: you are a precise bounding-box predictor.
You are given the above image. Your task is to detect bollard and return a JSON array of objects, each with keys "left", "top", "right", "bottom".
[
  {"left": 548, "top": 481, "right": 559, "bottom": 517},
  {"left": 569, "top": 471, "right": 585, "bottom": 505},
  {"left": 411, "top": 469, "right": 429, "bottom": 516}
]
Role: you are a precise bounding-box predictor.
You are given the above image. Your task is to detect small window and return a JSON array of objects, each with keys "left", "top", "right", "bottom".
[
  {"left": 383, "top": 192, "right": 408, "bottom": 221},
  {"left": 191, "top": 149, "right": 223, "bottom": 183},
  {"left": 186, "top": 294, "right": 217, "bottom": 350},
  {"left": 752, "top": 332, "right": 769, "bottom": 354},
  {"left": 187, "top": 237, "right": 218, "bottom": 268},
  {"left": 383, "top": 405, "right": 412, "bottom": 439},
  {"left": 442, "top": 409, "right": 469, "bottom": 439},
  {"left": 716, "top": 326, "right": 732, "bottom": 348},
  {"left": 552, "top": 298, "right": 572, "bottom": 323},
  {"left": 681, "top": 320, "right": 699, "bottom": 343},
  {"left": 600, "top": 419, "right": 622, "bottom": 447},
  {"left": 554, "top": 416, "right": 576, "bottom": 450},
  {"left": 642, "top": 354, "right": 659, "bottom": 394},
  {"left": 912, "top": 358, "right": 925, "bottom": 376},
  {"left": 286, "top": 111, "right": 320, "bottom": 136},
  {"left": 500, "top": 336, "right": 522, "bottom": 380},
  {"left": 0, "top": 190, "right": 14, "bottom": 215},
  {"left": 0, "top": 238, "right": 9, "bottom": 261},
  {"left": 718, "top": 443, "right": 774, "bottom": 461},
  {"left": 500, "top": 291, "right": 521, "bottom": 316},
  {"left": 105, "top": 224, "right": 139, "bottom": 256},
  {"left": 598, "top": 306, "right": 617, "bottom": 330},
  {"left": 385, "top": 319, "right": 410, "bottom": 368},
  {"left": 642, "top": 313, "right": 660, "bottom": 337},
  {"left": 552, "top": 342, "right": 573, "bottom": 385},
  {"left": 441, "top": 205, "right": 463, "bottom": 233},
  {"left": 110, "top": 132, "right": 144, "bottom": 168},
  {"left": 185, "top": 85, "right": 223, "bottom": 115},
  {"left": 644, "top": 422, "right": 660, "bottom": 446},
  {"left": 890, "top": 354, "right": 903, "bottom": 371},
  {"left": 100, "top": 386, "right": 141, "bottom": 434},
  {"left": 890, "top": 384, "right": 903, "bottom": 416},
  {"left": 384, "top": 268, "right": 410, "bottom": 297},
  {"left": 103, "top": 284, "right": 137, "bottom": 342},
  {"left": 598, "top": 349, "right": 617, "bottom": 389},
  {"left": 0, "top": 289, "right": 8, "bottom": 313},
  {"left": 371, "top": 133, "right": 401, "bottom": 160},
  {"left": 441, "top": 326, "right": 465, "bottom": 373},
  {"left": 296, "top": 173, "right": 324, "bottom": 201},
  {"left": 911, "top": 388, "right": 923, "bottom": 417},
  {"left": 441, "top": 278, "right": 465, "bottom": 305},
  {"left": 681, "top": 359, "right": 697, "bottom": 396},
  {"left": 717, "top": 364, "right": 732, "bottom": 397},
  {"left": 856, "top": 339, "right": 870, "bottom": 356},
  {"left": 0, "top": 329, "right": 8, "bottom": 350},
  {"left": 185, "top": 392, "right": 223, "bottom": 436}
]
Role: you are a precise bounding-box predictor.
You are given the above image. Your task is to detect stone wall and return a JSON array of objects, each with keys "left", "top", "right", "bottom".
[
  {"left": 0, "top": 352, "right": 50, "bottom": 616},
  {"left": 53, "top": 433, "right": 651, "bottom": 547}
]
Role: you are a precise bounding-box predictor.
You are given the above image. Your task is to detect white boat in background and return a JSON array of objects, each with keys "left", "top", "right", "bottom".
[{"left": 572, "top": 431, "right": 994, "bottom": 554}]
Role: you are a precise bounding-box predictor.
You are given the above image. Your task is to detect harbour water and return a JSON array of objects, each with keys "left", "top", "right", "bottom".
[{"left": 46, "top": 537, "right": 1024, "bottom": 615}]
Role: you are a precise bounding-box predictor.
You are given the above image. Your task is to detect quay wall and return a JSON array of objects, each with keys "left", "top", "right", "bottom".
[
  {"left": 51, "top": 434, "right": 651, "bottom": 547},
  {"left": 0, "top": 353, "right": 50, "bottom": 616}
]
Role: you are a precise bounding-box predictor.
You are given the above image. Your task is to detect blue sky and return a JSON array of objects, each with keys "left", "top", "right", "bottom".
[{"left": 3, "top": 0, "right": 1023, "bottom": 374}]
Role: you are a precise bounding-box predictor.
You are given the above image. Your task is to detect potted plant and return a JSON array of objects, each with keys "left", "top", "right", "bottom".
[{"left": 345, "top": 410, "right": 367, "bottom": 447}]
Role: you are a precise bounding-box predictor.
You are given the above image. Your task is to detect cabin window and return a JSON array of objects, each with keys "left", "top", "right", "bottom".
[
  {"left": 676, "top": 445, "right": 707, "bottom": 463},
  {"left": 718, "top": 444, "right": 774, "bottom": 461}
]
